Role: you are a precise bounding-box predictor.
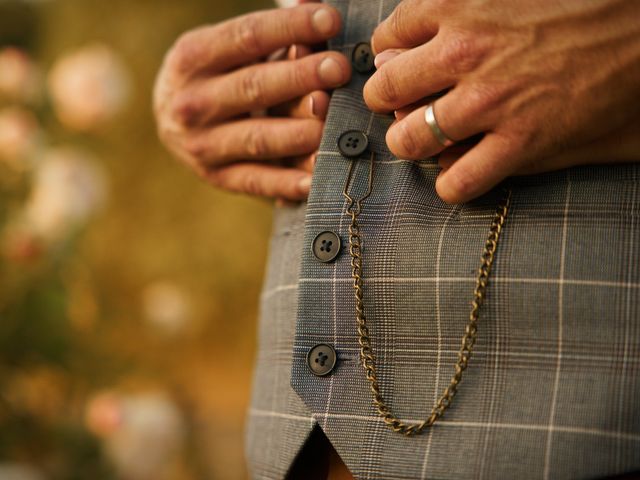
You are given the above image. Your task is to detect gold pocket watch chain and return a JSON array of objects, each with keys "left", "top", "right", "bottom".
[{"left": 342, "top": 154, "right": 512, "bottom": 436}]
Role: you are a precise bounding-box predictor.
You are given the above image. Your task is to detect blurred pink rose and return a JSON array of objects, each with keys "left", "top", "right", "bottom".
[
  {"left": 0, "top": 47, "right": 42, "bottom": 103},
  {"left": 85, "top": 391, "right": 124, "bottom": 437},
  {"left": 47, "top": 44, "right": 131, "bottom": 131},
  {"left": 85, "top": 391, "right": 185, "bottom": 480},
  {"left": 23, "top": 147, "right": 107, "bottom": 242},
  {"left": 0, "top": 107, "right": 42, "bottom": 169}
]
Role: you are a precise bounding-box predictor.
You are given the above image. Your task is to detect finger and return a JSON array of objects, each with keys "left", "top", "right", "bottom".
[
  {"left": 288, "top": 44, "right": 313, "bottom": 60},
  {"left": 174, "top": 52, "right": 350, "bottom": 126},
  {"left": 365, "top": 32, "right": 487, "bottom": 113},
  {"left": 268, "top": 42, "right": 312, "bottom": 62},
  {"left": 270, "top": 90, "right": 331, "bottom": 119},
  {"left": 435, "top": 133, "right": 516, "bottom": 204},
  {"left": 204, "top": 162, "right": 312, "bottom": 201},
  {"left": 275, "top": 198, "right": 302, "bottom": 208},
  {"left": 394, "top": 98, "right": 437, "bottom": 121},
  {"left": 169, "top": 4, "right": 342, "bottom": 76},
  {"left": 393, "top": 94, "right": 447, "bottom": 120},
  {"left": 373, "top": 48, "right": 407, "bottom": 69},
  {"left": 437, "top": 144, "right": 473, "bottom": 169},
  {"left": 182, "top": 118, "right": 324, "bottom": 166},
  {"left": 386, "top": 86, "right": 494, "bottom": 160},
  {"left": 289, "top": 152, "right": 318, "bottom": 173},
  {"left": 372, "top": 0, "right": 439, "bottom": 54},
  {"left": 386, "top": 82, "right": 502, "bottom": 160}
]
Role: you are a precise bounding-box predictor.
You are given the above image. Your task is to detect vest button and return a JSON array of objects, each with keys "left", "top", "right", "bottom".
[
  {"left": 311, "top": 231, "right": 342, "bottom": 263},
  {"left": 337, "top": 130, "right": 369, "bottom": 158},
  {"left": 307, "top": 344, "right": 337, "bottom": 376},
  {"left": 352, "top": 42, "right": 375, "bottom": 74}
]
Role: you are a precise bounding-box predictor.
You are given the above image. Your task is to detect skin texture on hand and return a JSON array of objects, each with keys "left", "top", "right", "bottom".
[
  {"left": 153, "top": 3, "right": 351, "bottom": 201},
  {"left": 364, "top": 0, "right": 640, "bottom": 204}
]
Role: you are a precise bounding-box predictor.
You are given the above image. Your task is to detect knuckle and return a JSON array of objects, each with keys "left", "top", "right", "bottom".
[
  {"left": 371, "top": 68, "right": 400, "bottom": 107},
  {"left": 290, "top": 60, "right": 311, "bottom": 93},
  {"left": 277, "top": 16, "right": 297, "bottom": 46},
  {"left": 396, "top": 122, "right": 420, "bottom": 158},
  {"left": 234, "top": 16, "right": 262, "bottom": 57},
  {"left": 390, "top": 121, "right": 419, "bottom": 158},
  {"left": 287, "top": 123, "right": 309, "bottom": 152},
  {"left": 241, "top": 71, "right": 266, "bottom": 106},
  {"left": 243, "top": 172, "right": 263, "bottom": 196},
  {"left": 170, "top": 30, "right": 203, "bottom": 73},
  {"left": 384, "top": 2, "right": 423, "bottom": 46},
  {"left": 462, "top": 82, "right": 510, "bottom": 121},
  {"left": 387, "top": 7, "right": 410, "bottom": 42},
  {"left": 440, "top": 33, "right": 485, "bottom": 74},
  {"left": 183, "top": 137, "right": 209, "bottom": 160},
  {"left": 446, "top": 167, "right": 477, "bottom": 202},
  {"left": 244, "top": 125, "right": 269, "bottom": 158},
  {"left": 205, "top": 169, "right": 223, "bottom": 188},
  {"left": 293, "top": 120, "right": 322, "bottom": 150},
  {"left": 170, "top": 92, "right": 201, "bottom": 126},
  {"left": 155, "top": 114, "right": 182, "bottom": 151}
]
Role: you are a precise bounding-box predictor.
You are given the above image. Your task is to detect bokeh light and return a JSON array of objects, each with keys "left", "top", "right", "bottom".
[{"left": 0, "top": 0, "right": 274, "bottom": 478}]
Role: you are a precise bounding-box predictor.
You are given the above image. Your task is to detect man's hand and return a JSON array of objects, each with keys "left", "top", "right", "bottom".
[
  {"left": 364, "top": 0, "right": 640, "bottom": 204},
  {"left": 153, "top": 4, "right": 351, "bottom": 201}
]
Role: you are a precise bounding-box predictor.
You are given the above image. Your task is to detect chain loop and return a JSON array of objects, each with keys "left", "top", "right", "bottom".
[{"left": 343, "top": 160, "right": 512, "bottom": 436}]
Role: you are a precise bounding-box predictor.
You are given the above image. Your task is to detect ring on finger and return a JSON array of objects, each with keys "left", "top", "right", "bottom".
[{"left": 425, "top": 103, "right": 455, "bottom": 147}]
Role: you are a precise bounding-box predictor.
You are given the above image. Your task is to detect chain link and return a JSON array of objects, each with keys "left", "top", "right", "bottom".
[{"left": 343, "top": 157, "right": 512, "bottom": 436}]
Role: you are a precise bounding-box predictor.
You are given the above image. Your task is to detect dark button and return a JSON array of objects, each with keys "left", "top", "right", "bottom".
[
  {"left": 307, "top": 344, "right": 337, "bottom": 376},
  {"left": 337, "top": 130, "right": 369, "bottom": 158},
  {"left": 311, "top": 231, "right": 341, "bottom": 263},
  {"left": 352, "top": 42, "right": 375, "bottom": 74}
]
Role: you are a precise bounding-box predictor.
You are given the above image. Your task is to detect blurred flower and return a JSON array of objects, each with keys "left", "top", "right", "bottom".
[
  {"left": 0, "top": 47, "right": 42, "bottom": 103},
  {"left": 0, "top": 107, "right": 42, "bottom": 169},
  {"left": 142, "top": 281, "right": 192, "bottom": 335},
  {"left": 0, "top": 464, "right": 45, "bottom": 480},
  {"left": 4, "top": 367, "right": 68, "bottom": 420},
  {"left": 47, "top": 43, "right": 131, "bottom": 131},
  {"left": 2, "top": 226, "right": 43, "bottom": 263},
  {"left": 23, "top": 147, "right": 107, "bottom": 242},
  {"left": 85, "top": 391, "right": 124, "bottom": 437},
  {"left": 85, "top": 391, "right": 186, "bottom": 480}
]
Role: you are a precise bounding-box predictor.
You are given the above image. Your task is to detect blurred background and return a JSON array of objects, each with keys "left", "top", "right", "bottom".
[{"left": 0, "top": 0, "right": 275, "bottom": 478}]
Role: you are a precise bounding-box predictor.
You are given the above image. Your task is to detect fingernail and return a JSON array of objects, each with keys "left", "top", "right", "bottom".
[
  {"left": 312, "top": 153, "right": 318, "bottom": 166},
  {"left": 309, "top": 95, "right": 317, "bottom": 117},
  {"left": 298, "top": 175, "right": 312, "bottom": 192},
  {"left": 374, "top": 50, "right": 401, "bottom": 68},
  {"left": 394, "top": 110, "right": 400, "bottom": 120},
  {"left": 312, "top": 8, "right": 335, "bottom": 35},
  {"left": 318, "top": 56, "right": 345, "bottom": 86},
  {"left": 289, "top": 45, "right": 298, "bottom": 60}
]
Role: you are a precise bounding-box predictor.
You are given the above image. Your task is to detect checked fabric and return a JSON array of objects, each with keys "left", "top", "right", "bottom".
[{"left": 244, "top": 1, "right": 640, "bottom": 478}]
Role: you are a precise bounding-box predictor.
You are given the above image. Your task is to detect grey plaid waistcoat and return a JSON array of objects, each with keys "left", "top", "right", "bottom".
[{"left": 244, "top": 1, "right": 640, "bottom": 478}]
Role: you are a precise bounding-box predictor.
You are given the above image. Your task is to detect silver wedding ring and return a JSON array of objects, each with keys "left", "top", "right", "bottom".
[{"left": 425, "top": 104, "right": 455, "bottom": 147}]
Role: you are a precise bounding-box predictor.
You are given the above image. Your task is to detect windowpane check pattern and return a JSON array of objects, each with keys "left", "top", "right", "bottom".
[{"left": 245, "top": 1, "right": 640, "bottom": 478}]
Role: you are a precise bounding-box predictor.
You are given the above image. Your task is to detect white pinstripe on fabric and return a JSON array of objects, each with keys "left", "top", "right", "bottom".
[{"left": 245, "top": 1, "right": 640, "bottom": 479}]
